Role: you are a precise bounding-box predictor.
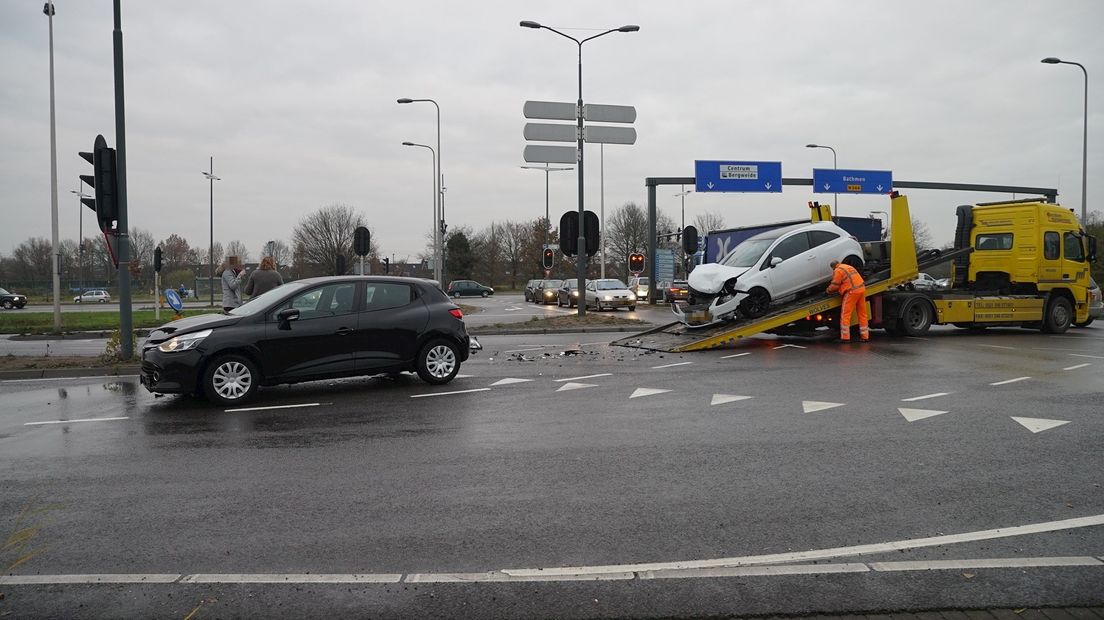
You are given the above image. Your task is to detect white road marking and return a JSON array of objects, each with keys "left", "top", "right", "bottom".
[
  {"left": 489, "top": 378, "right": 533, "bottom": 386},
  {"left": 410, "top": 388, "right": 491, "bottom": 399},
  {"left": 906, "top": 336, "right": 929, "bottom": 340},
  {"left": 1069, "top": 353, "right": 1104, "bottom": 359},
  {"left": 990, "top": 376, "right": 1031, "bottom": 386},
  {"left": 0, "top": 574, "right": 180, "bottom": 584},
  {"left": 630, "top": 387, "right": 672, "bottom": 399},
  {"left": 25, "top": 416, "right": 129, "bottom": 426},
  {"left": 901, "top": 392, "right": 951, "bottom": 402},
  {"left": 868, "top": 556, "right": 1102, "bottom": 572},
  {"left": 802, "top": 401, "right": 844, "bottom": 414},
  {"left": 898, "top": 408, "right": 948, "bottom": 422},
  {"left": 501, "top": 513, "right": 1104, "bottom": 576},
  {"left": 1063, "top": 363, "right": 1092, "bottom": 371},
  {"left": 0, "top": 375, "right": 137, "bottom": 383},
  {"left": 580, "top": 341, "right": 608, "bottom": 346},
  {"left": 651, "top": 361, "right": 693, "bottom": 369},
  {"left": 555, "top": 373, "right": 612, "bottom": 382},
  {"left": 181, "top": 573, "right": 401, "bottom": 584},
  {"left": 979, "top": 344, "right": 1016, "bottom": 350},
  {"left": 773, "top": 344, "right": 806, "bottom": 349},
  {"left": 641, "top": 563, "right": 869, "bottom": 580},
  {"left": 224, "top": 403, "right": 320, "bottom": 413},
  {"left": 504, "top": 347, "right": 545, "bottom": 353},
  {"left": 454, "top": 374, "right": 474, "bottom": 379},
  {"left": 556, "top": 382, "right": 597, "bottom": 392},
  {"left": 721, "top": 352, "right": 751, "bottom": 359},
  {"left": 711, "top": 394, "right": 753, "bottom": 406},
  {"left": 1011, "top": 416, "right": 1070, "bottom": 434},
  {"left": 405, "top": 571, "right": 633, "bottom": 583}
]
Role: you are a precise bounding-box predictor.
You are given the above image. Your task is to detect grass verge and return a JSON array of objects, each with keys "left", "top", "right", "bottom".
[
  {"left": 475, "top": 313, "right": 646, "bottom": 331},
  {"left": 0, "top": 309, "right": 215, "bottom": 334}
]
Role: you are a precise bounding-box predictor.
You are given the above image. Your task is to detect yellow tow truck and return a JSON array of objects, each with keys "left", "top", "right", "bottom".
[{"left": 614, "top": 192, "right": 1097, "bottom": 352}]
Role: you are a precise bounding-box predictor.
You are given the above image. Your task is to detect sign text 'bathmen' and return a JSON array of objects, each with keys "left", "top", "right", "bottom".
[
  {"left": 813, "top": 168, "right": 893, "bottom": 194},
  {"left": 694, "top": 160, "right": 782, "bottom": 193}
]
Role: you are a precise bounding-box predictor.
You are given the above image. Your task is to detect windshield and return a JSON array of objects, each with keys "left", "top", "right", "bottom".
[
  {"left": 228, "top": 281, "right": 311, "bottom": 316},
  {"left": 720, "top": 238, "right": 775, "bottom": 268},
  {"left": 543, "top": 280, "right": 563, "bottom": 287},
  {"left": 597, "top": 280, "right": 628, "bottom": 290},
  {"left": 0, "top": 288, "right": 9, "bottom": 295}
]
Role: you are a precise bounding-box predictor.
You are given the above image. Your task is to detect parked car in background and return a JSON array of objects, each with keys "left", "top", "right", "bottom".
[
  {"left": 628, "top": 276, "right": 650, "bottom": 301},
  {"left": 74, "top": 289, "right": 111, "bottom": 303},
  {"left": 1075, "top": 277, "right": 1101, "bottom": 327},
  {"left": 533, "top": 279, "right": 563, "bottom": 305},
  {"left": 140, "top": 276, "right": 478, "bottom": 406},
  {"left": 0, "top": 287, "right": 28, "bottom": 310},
  {"left": 447, "top": 280, "right": 494, "bottom": 298},
  {"left": 585, "top": 279, "right": 636, "bottom": 311},
  {"left": 524, "top": 279, "right": 540, "bottom": 302},
  {"left": 680, "top": 221, "right": 864, "bottom": 324},
  {"left": 657, "top": 279, "right": 690, "bottom": 302},
  {"left": 911, "top": 273, "right": 941, "bottom": 291},
  {"left": 557, "top": 279, "right": 584, "bottom": 307}
]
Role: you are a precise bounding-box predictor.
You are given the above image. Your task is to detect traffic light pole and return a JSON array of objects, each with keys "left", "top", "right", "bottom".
[{"left": 113, "top": 0, "right": 133, "bottom": 360}]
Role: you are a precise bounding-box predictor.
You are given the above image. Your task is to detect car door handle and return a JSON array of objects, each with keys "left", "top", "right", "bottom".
[{"left": 335, "top": 327, "right": 353, "bottom": 336}]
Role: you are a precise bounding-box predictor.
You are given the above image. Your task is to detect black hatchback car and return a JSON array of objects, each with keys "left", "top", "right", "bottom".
[
  {"left": 0, "top": 287, "right": 27, "bottom": 310},
  {"left": 140, "top": 276, "right": 477, "bottom": 405}
]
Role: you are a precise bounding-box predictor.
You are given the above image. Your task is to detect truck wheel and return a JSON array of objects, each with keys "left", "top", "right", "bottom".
[
  {"left": 901, "top": 298, "right": 933, "bottom": 336},
  {"left": 1042, "top": 296, "right": 1073, "bottom": 334}
]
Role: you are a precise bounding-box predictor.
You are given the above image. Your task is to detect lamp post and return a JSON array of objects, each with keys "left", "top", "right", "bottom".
[
  {"left": 869, "top": 210, "right": 889, "bottom": 241},
  {"left": 202, "top": 158, "right": 220, "bottom": 308},
  {"left": 1042, "top": 57, "right": 1089, "bottom": 222},
  {"left": 397, "top": 97, "right": 443, "bottom": 286},
  {"left": 521, "top": 164, "right": 574, "bottom": 251},
  {"left": 806, "top": 143, "right": 838, "bottom": 217},
  {"left": 520, "top": 19, "right": 639, "bottom": 316},
  {"left": 71, "top": 185, "right": 91, "bottom": 293},
  {"left": 44, "top": 1, "right": 61, "bottom": 330},
  {"left": 403, "top": 142, "right": 437, "bottom": 278},
  {"left": 674, "top": 186, "right": 693, "bottom": 277}
]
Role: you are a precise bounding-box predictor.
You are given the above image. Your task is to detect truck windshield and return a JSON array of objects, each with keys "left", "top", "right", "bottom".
[{"left": 721, "top": 239, "right": 775, "bottom": 268}]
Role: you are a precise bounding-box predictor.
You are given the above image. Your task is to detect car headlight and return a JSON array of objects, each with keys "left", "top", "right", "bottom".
[
  {"left": 158, "top": 329, "right": 212, "bottom": 353},
  {"left": 572, "top": 291, "right": 578, "bottom": 297},
  {"left": 603, "top": 295, "right": 612, "bottom": 301}
]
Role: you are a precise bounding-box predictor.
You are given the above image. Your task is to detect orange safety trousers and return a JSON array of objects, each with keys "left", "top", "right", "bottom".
[{"left": 840, "top": 289, "right": 869, "bottom": 341}]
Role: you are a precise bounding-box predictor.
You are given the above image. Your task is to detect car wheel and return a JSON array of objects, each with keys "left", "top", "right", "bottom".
[
  {"left": 901, "top": 298, "right": 933, "bottom": 336},
  {"left": 738, "top": 288, "right": 770, "bottom": 318},
  {"left": 75, "top": 299, "right": 82, "bottom": 303},
  {"left": 481, "top": 291, "right": 488, "bottom": 298},
  {"left": 2, "top": 300, "right": 11, "bottom": 310},
  {"left": 1042, "top": 296, "right": 1073, "bottom": 334},
  {"left": 100, "top": 298, "right": 107, "bottom": 303},
  {"left": 416, "top": 339, "right": 459, "bottom": 385},
  {"left": 629, "top": 305, "right": 636, "bottom": 312},
  {"left": 203, "top": 354, "right": 259, "bottom": 406},
  {"left": 843, "top": 255, "right": 864, "bottom": 270}
]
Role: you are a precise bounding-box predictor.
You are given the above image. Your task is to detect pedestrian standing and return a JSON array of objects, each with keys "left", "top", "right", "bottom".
[
  {"left": 826, "top": 259, "right": 869, "bottom": 342},
  {"left": 245, "top": 256, "right": 284, "bottom": 298},
  {"left": 220, "top": 255, "right": 246, "bottom": 313}
]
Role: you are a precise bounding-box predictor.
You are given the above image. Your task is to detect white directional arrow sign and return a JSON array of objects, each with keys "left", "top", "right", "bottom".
[
  {"left": 707, "top": 182, "right": 715, "bottom": 189},
  {"left": 898, "top": 408, "right": 948, "bottom": 422},
  {"left": 823, "top": 183, "right": 831, "bottom": 191},
  {"left": 557, "top": 382, "right": 597, "bottom": 392},
  {"left": 490, "top": 378, "right": 533, "bottom": 386},
  {"left": 1010, "top": 416, "right": 1070, "bottom": 433},
  {"left": 764, "top": 182, "right": 772, "bottom": 190},
  {"left": 802, "top": 401, "right": 844, "bottom": 414},
  {"left": 711, "top": 394, "right": 754, "bottom": 406},
  {"left": 876, "top": 184, "right": 884, "bottom": 191},
  {"left": 629, "top": 387, "right": 671, "bottom": 399}
]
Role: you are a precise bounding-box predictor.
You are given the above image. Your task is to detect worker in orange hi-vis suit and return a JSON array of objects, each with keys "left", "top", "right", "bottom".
[{"left": 826, "top": 260, "right": 869, "bottom": 342}]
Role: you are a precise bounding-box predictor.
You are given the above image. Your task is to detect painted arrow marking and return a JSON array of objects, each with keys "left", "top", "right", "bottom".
[
  {"left": 630, "top": 388, "right": 671, "bottom": 399},
  {"left": 490, "top": 378, "right": 533, "bottom": 386},
  {"left": 557, "top": 382, "right": 598, "bottom": 392},
  {"left": 773, "top": 344, "right": 806, "bottom": 350},
  {"left": 802, "top": 401, "right": 844, "bottom": 414},
  {"left": 898, "top": 408, "right": 948, "bottom": 422},
  {"left": 711, "top": 394, "right": 754, "bottom": 406},
  {"left": 1011, "top": 417, "right": 1070, "bottom": 434}
]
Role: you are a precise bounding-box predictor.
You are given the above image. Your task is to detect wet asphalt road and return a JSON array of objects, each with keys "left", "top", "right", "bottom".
[{"left": 0, "top": 323, "right": 1102, "bottom": 618}]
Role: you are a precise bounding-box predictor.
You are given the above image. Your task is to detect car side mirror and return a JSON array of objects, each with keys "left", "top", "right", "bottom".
[
  {"left": 277, "top": 307, "right": 300, "bottom": 329},
  {"left": 770, "top": 256, "right": 783, "bottom": 268}
]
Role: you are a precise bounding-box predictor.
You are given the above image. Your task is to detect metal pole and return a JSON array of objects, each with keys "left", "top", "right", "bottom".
[
  {"left": 831, "top": 147, "right": 838, "bottom": 218},
  {"left": 154, "top": 270, "right": 159, "bottom": 321},
  {"left": 544, "top": 167, "right": 550, "bottom": 248},
  {"left": 680, "top": 185, "right": 685, "bottom": 278},
  {"left": 113, "top": 0, "right": 133, "bottom": 359},
  {"left": 1078, "top": 64, "right": 1088, "bottom": 223},
  {"left": 647, "top": 183, "right": 657, "bottom": 304},
  {"left": 600, "top": 144, "right": 605, "bottom": 278},
  {"left": 433, "top": 102, "right": 442, "bottom": 286},
  {"left": 72, "top": 184, "right": 89, "bottom": 294},
  {"left": 575, "top": 41, "right": 586, "bottom": 316},
  {"left": 209, "top": 157, "right": 214, "bottom": 308},
  {"left": 45, "top": 2, "right": 61, "bottom": 332}
]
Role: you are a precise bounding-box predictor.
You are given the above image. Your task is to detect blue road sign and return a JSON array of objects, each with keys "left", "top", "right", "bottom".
[
  {"left": 695, "top": 160, "right": 782, "bottom": 193},
  {"left": 813, "top": 168, "right": 893, "bottom": 194},
  {"left": 164, "top": 289, "right": 183, "bottom": 312}
]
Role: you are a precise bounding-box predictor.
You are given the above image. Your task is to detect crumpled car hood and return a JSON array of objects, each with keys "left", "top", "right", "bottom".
[{"left": 687, "top": 263, "right": 749, "bottom": 294}]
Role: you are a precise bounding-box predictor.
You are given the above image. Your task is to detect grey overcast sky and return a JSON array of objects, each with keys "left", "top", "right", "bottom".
[{"left": 2, "top": 0, "right": 1101, "bottom": 261}]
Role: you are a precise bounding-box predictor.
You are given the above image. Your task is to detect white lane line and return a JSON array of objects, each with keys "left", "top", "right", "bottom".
[
  {"left": 990, "top": 376, "right": 1031, "bottom": 386},
  {"left": 721, "top": 352, "right": 751, "bottom": 359},
  {"left": 410, "top": 388, "right": 491, "bottom": 399},
  {"left": 1069, "top": 353, "right": 1104, "bottom": 359},
  {"left": 629, "top": 387, "right": 671, "bottom": 399},
  {"left": 454, "top": 374, "right": 474, "bottom": 379},
  {"left": 802, "top": 401, "right": 844, "bottom": 414},
  {"left": 773, "top": 344, "right": 806, "bottom": 349},
  {"left": 868, "top": 556, "right": 1102, "bottom": 572},
  {"left": 555, "top": 373, "right": 612, "bottom": 383},
  {"left": 898, "top": 408, "right": 948, "bottom": 423},
  {"left": 25, "top": 416, "right": 129, "bottom": 426},
  {"left": 580, "top": 342, "right": 608, "bottom": 346},
  {"left": 651, "top": 361, "right": 693, "bottom": 369},
  {"left": 225, "top": 403, "right": 321, "bottom": 413},
  {"left": 0, "top": 574, "right": 181, "bottom": 584},
  {"left": 504, "top": 347, "right": 545, "bottom": 353},
  {"left": 181, "top": 574, "right": 401, "bottom": 584},
  {"left": 901, "top": 392, "right": 951, "bottom": 402},
  {"left": 1063, "top": 363, "right": 1092, "bottom": 371},
  {"left": 489, "top": 378, "right": 533, "bottom": 386},
  {"left": 1, "top": 375, "right": 137, "bottom": 383},
  {"left": 501, "top": 513, "right": 1104, "bottom": 577},
  {"left": 979, "top": 344, "right": 1016, "bottom": 350},
  {"left": 711, "top": 394, "right": 753, "bottom": 406},
  {"left": 1011, "top": 416, "right": 1070, "bottom": 434},
  {"left": 642, "top": 563, "right": 869, "bottom": 580},
  {"left": 556, "top": 382, "right": 598, "bottom": 392},
  {"left": 405, "top": 571, "right": 633, "bottom": 583}
]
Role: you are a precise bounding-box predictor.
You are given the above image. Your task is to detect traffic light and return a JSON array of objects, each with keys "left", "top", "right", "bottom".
[
  {"left": 154, "top": 247, "right": 163, "bottom": 273},
  {"left": 584, "top": 210, "right": 599, "bottom": 256},
  {"left": 542, "top": 247, "right": 555, "bottom": 270},
  {"left": 383, "top": 257, "right": 390, "bottom": 273},
  {"left": 353, "top": 226, "right": 371, "bottom": 257},
  {"left": 682, "top": 225, "right": 699, "bottom": 254},
  {"left": 628, "top": 252, "right": 645, "bottom": 274},
  {"left": 559, "top": 212, "right": 578, "bottom": 256},
  {"left": 78, "top": 134, "right": 118, "bottom": 232}
]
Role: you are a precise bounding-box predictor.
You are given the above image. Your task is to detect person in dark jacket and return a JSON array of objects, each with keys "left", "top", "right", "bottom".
[
  {"left": 245, "top": 256, "right": 284, "bottom": 298},
  {"left": 220, "top": 256, "right": 246, "bottom": 312}
]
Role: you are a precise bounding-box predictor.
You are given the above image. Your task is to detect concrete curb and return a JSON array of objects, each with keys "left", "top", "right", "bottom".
[
  {"left": 468, "top": 325, "right": 656, "bottom": 336},
  {"left": 0, "top": 365, "right": 141, "bottom": 381}
]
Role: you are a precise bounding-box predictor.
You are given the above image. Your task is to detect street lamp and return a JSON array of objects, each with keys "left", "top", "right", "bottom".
[
  {"left": 520, "top": 164, "right": 574, "bottom": 250},
  {"left": 869, "top": 210, "right": 889, "bottom": 241},
  {"left": 71, "top": 185, "right": 91, "bottom": 293},
  {"left": 202, "top": 158, "right": 220, "bottom": 308},
  {"left": 674, "top": 186, "right": 693, "bottom": 278},
  {"left": 806, "top": 143, "right": 838, "bottom": 217},
  {"left": 44, "top": 1, "right": 61, "bottom": 331},
  {"left": 520, "top": 19, "right": 639, "bottom": 315},
  {"left": 403, "top": 142, "right": 437, "bottom": 278},
  {"left": 398, "top": 97, "right": 444, "bottom": 286},
  {"left": 1041, "top": 57, "right": 1089, "bottom": 222}
]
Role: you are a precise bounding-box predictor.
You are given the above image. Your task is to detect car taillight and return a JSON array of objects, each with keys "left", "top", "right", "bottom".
[{"left": 449, "top": 308, "right": 463, "bottom": 319}]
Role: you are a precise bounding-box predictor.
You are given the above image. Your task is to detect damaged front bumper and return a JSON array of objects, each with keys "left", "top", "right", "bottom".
[{"left": 671, "top": 292, "right": 745, "bottom": 328}]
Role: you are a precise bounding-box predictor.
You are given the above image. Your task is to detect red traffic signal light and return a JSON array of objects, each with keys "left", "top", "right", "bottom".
[
  {"left": 542, "top": 248, "right": 555, "bottom": 270},
  {"left": 628, "top": 252, "right": 645, "bottom": 274}
]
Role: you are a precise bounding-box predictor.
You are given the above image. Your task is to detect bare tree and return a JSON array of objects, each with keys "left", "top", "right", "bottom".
[
  {"left": 159, "top": 234, "right": 194, "bottom": 272},
  {"left": 912, "top": 218, "right": 934, "bottom": 250},
  {"left": 130, "top": 227, "right": 156, "bottom": 272},
  {"left": 12, "top": 237, "right": 53, "bottom": 283},
  {"left": 694, "top": 211, "right": 726, "bottom": 234},
  {"left": 606, "top": 203, "right": 650, "bottom": 281},
  {"left": 292, "top": 203, "right": 374, "bottom": 276},
  {"left": 259, "top": 239, "right": 292, "bottom": 268},
  {"left": 225, "top": 240, "right": 251, "bottom": 264},
  {"left": 500, "top": 220, "right": 528, "bottom": 289}
]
